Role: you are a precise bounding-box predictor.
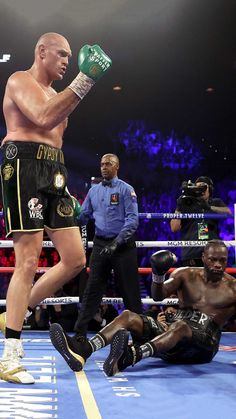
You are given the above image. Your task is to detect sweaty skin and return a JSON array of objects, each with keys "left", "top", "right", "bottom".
[
  {"left": 1, "top": 32, "right": 86, "bottom": 332},
  {"left": 48, "top": 242, "right": 236, "bottom": 376},
  {"left": 2, "top": 33, "right": 79, "bottom": 148},
  {"left": 152, "top": 245, "right": 236, "bottom": 328}
]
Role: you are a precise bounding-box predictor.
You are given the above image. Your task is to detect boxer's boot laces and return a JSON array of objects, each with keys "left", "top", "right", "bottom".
[
  {"left": 103, "top": 329, "right": 142, "bottom": 377},
  {"left": 0, "top": 339, "right": 34, "bottom": 384}
]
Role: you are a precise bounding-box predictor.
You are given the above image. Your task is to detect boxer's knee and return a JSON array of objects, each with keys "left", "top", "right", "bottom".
[
  {"left": 71, "top": 253, "right": 86, "bottom": 275},
  {"left": 119, "top": 309, "right": 133, "bottom": 322},
  {"left": 119, "top": 309, "right": 141, "bottom": 329},
  {"left": 169, "top": 319, "right": 192, "bottom": 338},
  {"left": 15, "top": 254, "right": 39, "bottom": 278},
  {"left": 61, "top": 251, "right": 86, "bottom": 277}
]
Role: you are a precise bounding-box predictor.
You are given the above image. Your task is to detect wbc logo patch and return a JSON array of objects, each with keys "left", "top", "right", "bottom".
[
  {"left": 28, "top": 198, "right": 43, "bottom": 219},
  {"left": 110, "top": 193, "right": 119, "bottom": 205}
]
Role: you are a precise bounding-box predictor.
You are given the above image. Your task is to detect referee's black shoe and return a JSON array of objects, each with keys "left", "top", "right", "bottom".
[
  {"left": 49, "top": 323, "right": 92, "bottom": 371},
  {"left": 103, "top": 329, "right": 139, "bottom": 377}
]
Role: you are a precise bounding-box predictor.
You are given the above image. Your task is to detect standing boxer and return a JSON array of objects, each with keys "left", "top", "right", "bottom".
[{"left": 0, "top": 32, "right": 112, "bottom": 384}]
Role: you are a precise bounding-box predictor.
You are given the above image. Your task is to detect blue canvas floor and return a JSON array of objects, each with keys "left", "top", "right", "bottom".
[{"left": 0, "top": 332, "right": 235, "bottom": 419}]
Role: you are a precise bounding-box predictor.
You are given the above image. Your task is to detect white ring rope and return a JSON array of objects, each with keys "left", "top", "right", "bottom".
[
  {"left": 0, "top": 208, "right": 234, "bottom": 314},
  {"left": 0, "top": 239, "right": 235, "bottom": 248},
  {"left": 0, "top": 296, "right": 179, "bottom": 307}
]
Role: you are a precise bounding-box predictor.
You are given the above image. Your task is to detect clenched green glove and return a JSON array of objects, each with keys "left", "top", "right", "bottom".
[
  {"left": 78, "top": 44, "right": 112, "bottom": 81},
  {"left": 68, "top": 44, "right": 112, "bottom": 99}
]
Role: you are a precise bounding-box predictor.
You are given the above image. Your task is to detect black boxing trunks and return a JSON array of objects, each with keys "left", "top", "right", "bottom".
[
  {"left": 159, "top": 309, "right": 221, "bottom": 364},
  {"left": 131, "top": 314, "right": 166, "bottom": 345},
  {"left": 0, "top": 141, "right": 78, "bottom": 237}
]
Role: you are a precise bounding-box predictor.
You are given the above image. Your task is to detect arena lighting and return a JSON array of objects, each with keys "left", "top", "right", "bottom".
[
  {"left": 0, "top": 54, "right": 11, "bottom": 63},
  {"left": 206, "top": 87, "right": 215, "bottom": 93}
]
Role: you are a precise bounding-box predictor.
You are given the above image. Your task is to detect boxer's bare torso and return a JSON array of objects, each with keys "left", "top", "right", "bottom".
[{"left": 2, "top": 71, "right": 67, "bottom": 149}]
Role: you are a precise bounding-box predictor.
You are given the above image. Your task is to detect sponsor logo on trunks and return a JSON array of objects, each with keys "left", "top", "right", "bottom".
[
  {"left": 110, "top": 193, "right": 119, "bottom": 205},
  {"left": 2, "top": 163, "right": 14, "bottom": 180},
  {"left": 54, "top": 173, "right": 65, "bottom": 189},
  {"left": 174, "top": 310, "right": 209, "bottom": 325},
  {"left": 28, "top": 198, "right": 43, "bottom": 219},
  {"left": 5, "top": 143, "right": 18, "bottom": 159},
  {"left": 147, "top": 316, "right": 158, "bottom": 329},
  {"left": 57, "top": 202, "right": 74, "bottom": 217},
  {"left": 36, "top": 144, "right": 64, "bottom": 163}
]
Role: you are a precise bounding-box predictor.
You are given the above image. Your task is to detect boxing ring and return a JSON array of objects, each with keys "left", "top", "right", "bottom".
[
  {"left": 0, "top": 210, "right": 236, "bottom": 418},
  {"left": 0, "top": 331, "right": 235, "bottom": 418}
]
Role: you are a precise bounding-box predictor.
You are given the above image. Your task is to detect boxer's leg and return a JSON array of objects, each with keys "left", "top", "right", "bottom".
[
  {"left": 6, "top": 232, "right": 43, "bottom": 330},
  {"left": 0, "top": 231, "right": 43, "bottom": 384},
  {"left": 103, "top": 320, "right": 192, "bottom": 376},
  {"left": 50, "top": 309, "right": 144, "bottom": 371},
  {"left": 28, "top": 227, "right": 85, "bottom": 308}
]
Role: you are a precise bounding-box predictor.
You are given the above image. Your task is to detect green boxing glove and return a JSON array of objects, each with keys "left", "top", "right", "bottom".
[
  {"left": 68, "top": 44, "right": 112, "bottom": 100},
  {"left": 78, "top": 44, "right": 112, "bottom": 81},
  {"left": 71, "top": 196, "right": 81, "bottom": 218}
]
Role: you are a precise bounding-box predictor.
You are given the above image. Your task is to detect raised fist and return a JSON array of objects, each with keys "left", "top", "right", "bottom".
[
  {"left": 78, "top": 44, "right": 112, "bottom": 82},
  {"left": 68, "top": 45, "right": 112, "bottom": 99},
  {"left": 150, "top": 250, "right": 177, "bottom": 276}
]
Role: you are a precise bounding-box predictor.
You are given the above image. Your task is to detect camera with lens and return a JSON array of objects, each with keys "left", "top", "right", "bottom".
[
  {"left": 178, "top": 180, "right": 207, "bottom": 207},
  {"left": 164, "top": 311, "right": 175, "bottom": 323}
]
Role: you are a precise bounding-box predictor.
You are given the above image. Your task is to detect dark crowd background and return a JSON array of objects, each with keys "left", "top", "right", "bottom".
[
  {"left": 0, "top": 0, "right": 236, "bottom": 332},
  {"left": 0, "top": 120, "right": 235, "bottom": 314}
]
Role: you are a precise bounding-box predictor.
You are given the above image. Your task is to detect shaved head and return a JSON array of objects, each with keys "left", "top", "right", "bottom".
[{"left": 35, "top": 32, "right": 71, "bottom": 56}]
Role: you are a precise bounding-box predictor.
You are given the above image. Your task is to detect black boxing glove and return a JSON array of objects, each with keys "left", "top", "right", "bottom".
[
  {"left": 100, "top": 240, "right": 119, "bottom": 257},
  {"left": 150, "top": 250, "right": 177, "bottom": 284}
]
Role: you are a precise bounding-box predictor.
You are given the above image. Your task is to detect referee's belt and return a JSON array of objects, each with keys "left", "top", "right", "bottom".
[
  {"left": 1, "top": 141, "right": 64, "bottom": 164},
  {"left": 95, "top": 235, "right": 117, "bottom": 241}
]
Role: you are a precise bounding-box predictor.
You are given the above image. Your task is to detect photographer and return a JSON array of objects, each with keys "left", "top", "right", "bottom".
[{"left": 170, "top": 176, "right": 231, "bottom": 266}]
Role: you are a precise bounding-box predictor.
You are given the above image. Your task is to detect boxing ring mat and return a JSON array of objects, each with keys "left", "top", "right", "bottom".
[{"left": 0, "top": 331, "right": 235, "bottom": 419}]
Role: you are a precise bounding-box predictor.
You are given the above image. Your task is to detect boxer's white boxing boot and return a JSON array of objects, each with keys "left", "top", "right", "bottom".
[
  {"left": 0, "top": 338, "right": 34, "bottom": 384},
  {"left": 0, "top": 312, "right": 25, "bottom": 358}
]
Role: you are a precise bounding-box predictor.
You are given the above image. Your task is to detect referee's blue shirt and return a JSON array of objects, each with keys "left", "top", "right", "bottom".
[{"left": 79, "top": 176, "right": 139, "bottom": 244}]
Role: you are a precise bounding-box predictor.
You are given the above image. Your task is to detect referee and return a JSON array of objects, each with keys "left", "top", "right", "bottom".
[{"left": 74, "top": 153, "right": 142, "bottom": 337}]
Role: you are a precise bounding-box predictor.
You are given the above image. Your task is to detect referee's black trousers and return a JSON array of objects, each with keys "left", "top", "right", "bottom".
[{"left": 74, "top": 236, "right": 142, "bottom": 335}]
